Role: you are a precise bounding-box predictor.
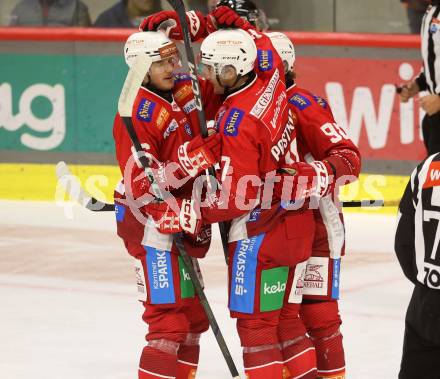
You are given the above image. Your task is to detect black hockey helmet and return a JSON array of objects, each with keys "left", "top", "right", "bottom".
[{"left": 216, "top": 0, "right": 269, "bottom": 31}]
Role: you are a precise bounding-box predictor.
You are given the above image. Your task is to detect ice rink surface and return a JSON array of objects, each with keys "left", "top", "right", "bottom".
[{"left": 0, "top": 200, "right": 412, "bottom": 379}]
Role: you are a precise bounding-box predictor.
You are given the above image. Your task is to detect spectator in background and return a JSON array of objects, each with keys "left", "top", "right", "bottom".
[
  {"left": 94, "top": 0, "right": 161, "bottom": 28},
  {"left": 187, "top": 0, "right": 217, "bottom": 13},
  {"left": 9, "top": 0, "right": 91, "bottom": 26},
  {"left": 401, "top": 0, "right": 430, "bottom": 33}
]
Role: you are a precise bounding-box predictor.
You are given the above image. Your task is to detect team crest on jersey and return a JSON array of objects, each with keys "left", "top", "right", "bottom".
[
  {"left": 313, "top": 95, "right": 328, "bottom": 109},
  {"left": 423, "top": 161, "right": 440, "bottom": 189},
  {"left": 174, "top": 73, "right": 191, "bottom": 83},
  {"left": 224, "top": 108, "right": 244, "bottom": 137},
  {"left": 289, "top": 93, "right": 311, "bottom": 110},
  {"left": 257, "top": 49, "right": 273, "bottom": 72},
  {"left": 157, "top": 107, "right": 170, "bottom": 129},
  {"left": 137, "top": 99, "right": 156, "bottom": 122}
]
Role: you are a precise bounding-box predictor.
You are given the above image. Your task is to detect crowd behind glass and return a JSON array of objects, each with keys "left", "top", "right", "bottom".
[{"left": 0, "top": 0, "right": 430, "bottom": 33}]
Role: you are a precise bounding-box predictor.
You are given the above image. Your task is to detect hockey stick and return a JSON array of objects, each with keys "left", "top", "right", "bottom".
[
  {"left": 166, "top": 0, "right": 231, "bottom": 264},
  {"left": 54, "top": 167, "right": 399, "bottom": 212},
  {"left": 341, "top": 199, "right": 385, "bottom": 208},
  {"left": 55, "top": 161, "right": 115, "bottom": 212},
  {"left": 119, "top": 53, "right": 241, "bottom": 379}
]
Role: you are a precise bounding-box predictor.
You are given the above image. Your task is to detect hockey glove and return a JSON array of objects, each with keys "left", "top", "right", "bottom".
[
  {"left": 206, "top": 6, "right": 254, "bottom": 33},
  {"left": 145, "top": 198, "right": 202, "bottom": 235},
  {"left": 177, "top": 133, "right": 221, "bottom": 178},
  {"left": 139, "top": 10, "right": 207, "bottom": 41},
  {"left": 274, "top": 161, "right": 335, "bottom": 203}
]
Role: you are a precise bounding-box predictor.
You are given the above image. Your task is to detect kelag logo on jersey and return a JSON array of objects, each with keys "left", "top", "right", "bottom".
[
  {"left": 230, "top": 234, "right": 265, "bottom": 314},
  {"left": 257, "top": 49, "right": 273, "bottom": 72},
  {"left": 145, "top": 247, "right": 175, "bottom": 304},
  {"left": 178, "top": 256, "right": 195, "bottom": 299},
  {"left": 289, "top": 94, "right": 311, "bottom": 110},
  {"left": 224, "top": 108, "right": 244, "bottom": 137},
  {"left": 114, "top": 203, "right": 126, "bottom": 222},
  {"left": 260, "top": 266, "right": 288, "bottom": 312},
  {"left": 137, "top": 99, "right": 156, "bottom": 122}
]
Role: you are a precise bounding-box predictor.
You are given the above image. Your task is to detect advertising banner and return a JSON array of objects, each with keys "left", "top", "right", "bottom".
[
  {"left": 0, "top": 53, "right": 125, "bottom": 153},
  {"left": 297, "top": 56, "right": 426, "bottom": 162}
]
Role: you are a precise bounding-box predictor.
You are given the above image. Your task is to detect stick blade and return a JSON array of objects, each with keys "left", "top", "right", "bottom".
[
  {"left": 55, "top": 161, "right": 115, "bottom": 212},
  {"left": 55, "top": 160, "right": 70, "bottom": 178},
  {"left": 118, "top": 54, "right": 152, "bottom": 117}
]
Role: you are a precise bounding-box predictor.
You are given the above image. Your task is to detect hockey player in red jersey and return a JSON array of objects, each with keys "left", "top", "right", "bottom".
[
  {"left": 113, "top": 31, "right": 225, "bottom": 379},
  {"left": 269, "top": 32, "right": 361, "bottom": 379},
  {"left": 139, "top": 5, "right": 343, "bottom": 378},
  {"left": 144, "top": 23, "right": 334, "bottom": 377}
]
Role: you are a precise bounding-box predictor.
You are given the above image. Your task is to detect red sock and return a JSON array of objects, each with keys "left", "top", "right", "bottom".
[
  {"left": 139, "top": 344, "right": 178, "bottom": 379},
  {"left": 243, "top": 346, "right": 283, "bottom": 379},
  {"left": 177, "top": 343, "right": 199, "bottom": 379},
  {"left": 301, "top": 302, "right": 345, "bottom": 377},
  {"left": 282, "top": 339, "right": 317, "bottom": 379},
  {"left": 313, "top": 331, "right": 345, "bottom": 378}
]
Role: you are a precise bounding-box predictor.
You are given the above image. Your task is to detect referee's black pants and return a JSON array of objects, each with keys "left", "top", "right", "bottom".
[
  {"left": 399, "top": 284, "right": 440, "bottom": 379},
  {"left": 422, "top": 112, "right": 440, "bottom": 156}
]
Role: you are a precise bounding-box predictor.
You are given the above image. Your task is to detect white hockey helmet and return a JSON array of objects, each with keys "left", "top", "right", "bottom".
[
  {"left": 124, "top": 31, "right": 178, "bottom": 69},
  {"left": 200, "top": 29, "right": 257, "bottom": 76},
  {"left": 266, "top": 32, "right": 295, "bottom": 73}
]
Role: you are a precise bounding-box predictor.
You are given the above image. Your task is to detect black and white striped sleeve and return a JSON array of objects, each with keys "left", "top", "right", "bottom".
[{"left": 395, "top": 168, "right": 419, "bottom": 284}]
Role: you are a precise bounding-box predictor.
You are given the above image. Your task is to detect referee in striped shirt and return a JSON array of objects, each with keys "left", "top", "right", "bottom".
[
  {"left": 395, "top": 152, "right": 440, "bottom": 378},
  {"left": 399, "top": 0, "right": 440, "bottom": 156}
]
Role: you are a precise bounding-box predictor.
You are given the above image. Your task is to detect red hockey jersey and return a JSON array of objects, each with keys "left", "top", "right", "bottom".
[
  {"left": 113, "top": 73, "right": 223, "bottom": 255},
  {"left": 113, "top": 73, "right": 222, "bottom": 202},
  {"left": 286, "top": 85, "right": 361, "bottom": 258}
]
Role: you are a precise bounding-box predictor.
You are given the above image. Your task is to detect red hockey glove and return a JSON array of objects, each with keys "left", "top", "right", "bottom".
[
  {"left": 274, "top": 161, "right": 335, "bottom": 203},
  {"left": 139, "top": 10, "right": 207, "bottom": 41},
  {"left": 177, "top": 133, "right": 221, "bottom": 178},
  {"left": 144, "top": 198, "right": 203, "bottom": 235},
  {"left": 206, "top": 6, "right": 254, "bottom": 33}
]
